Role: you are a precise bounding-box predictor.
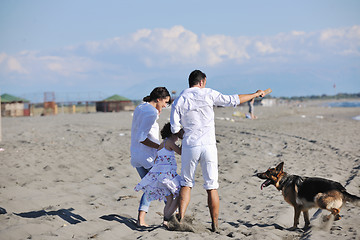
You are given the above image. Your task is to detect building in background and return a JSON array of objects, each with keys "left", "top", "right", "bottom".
[
  {"left": 96, "top": 95, "right": 135, "bottom": 112},
  {"left": 1, "top": 93, "right": 31, "bottom": 117}
]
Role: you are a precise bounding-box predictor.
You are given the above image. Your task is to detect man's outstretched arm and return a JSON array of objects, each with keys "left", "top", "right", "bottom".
[{"left": 238, "top": 90, "right": 265, "bottom": 104}]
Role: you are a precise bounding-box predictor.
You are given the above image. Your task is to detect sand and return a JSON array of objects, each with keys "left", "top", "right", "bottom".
[{"left": 0, "top": 100, "right": 359, "bottom": 240}]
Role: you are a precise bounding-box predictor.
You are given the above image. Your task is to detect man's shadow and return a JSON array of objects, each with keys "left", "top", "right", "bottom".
[
  {"left": 14, "top": 208, "right": 86, "bottom": 224},
  {"left": 100, "top": 214, "right": 161, "bottom": 232},
  {"left": 228, "top": 219, "right": 285, "bottom": 230}
]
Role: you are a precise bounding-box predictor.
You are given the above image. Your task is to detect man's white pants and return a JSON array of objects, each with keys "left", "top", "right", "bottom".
[{"left": 180, "top": 144, "right": 219, "bottom": 190}]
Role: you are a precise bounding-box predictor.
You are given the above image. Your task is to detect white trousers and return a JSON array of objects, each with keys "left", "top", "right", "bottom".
[{"left": 180, "top": 145, "right": 219, "bottom": 190}]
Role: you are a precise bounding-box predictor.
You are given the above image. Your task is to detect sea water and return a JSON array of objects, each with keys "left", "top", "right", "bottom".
[
  {"left": 324, "top": 101, "right": 360, "bottom": 120},
  {"left": 325, "top": 101, "right": 360, "bottom": 108}
]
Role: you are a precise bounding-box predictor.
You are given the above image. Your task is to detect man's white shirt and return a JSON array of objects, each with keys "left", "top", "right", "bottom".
[{"left": 170, "top": 87, "right": 240, "bottom": 148}]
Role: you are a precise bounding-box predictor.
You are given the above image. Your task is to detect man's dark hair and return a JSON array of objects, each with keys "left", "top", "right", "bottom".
[{"left": 188, "top": 70, "right": 206, "bottom": 87}]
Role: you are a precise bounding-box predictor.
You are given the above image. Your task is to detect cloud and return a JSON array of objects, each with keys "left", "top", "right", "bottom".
[
  {"left": 41, "top": 56, "right": 96, "bottom": 77},
  {"left": 291, "top": 31, "right": 306, "bottom": 36},
  {"left": 319, "top": 25, "right": 360, "bottom": 56},
  {"left": 7, "top": 57, "right": 28, "bottom": 73},
  {"left": 145, "top": 26, "right": 200, "bottom": 56},
  {"left": 0, "top": 53, "right": 6, "bottom": 64},
  {"left": 130, "top": 25, "right": 201, "bottom": 66},
  {"left": 47, "top": 62, "right": 64, "bottom": 72},
  {"left": 82, "top": 25, "right": 359, "bottom": 65},
  {"left": 0, "top": 53, "right": 28, "bottom": 74},
  {"left": 255, "top": 41, "right": 278, "bottom": 54},
  {"left": 1, "top": 25, "right": 359, "bottom": 93},
  {"left": 200, "top": 35, "right": 251, "bottom": 65},
  {"left": 76, "top": 26, "right": 250, "bottom": 66}
]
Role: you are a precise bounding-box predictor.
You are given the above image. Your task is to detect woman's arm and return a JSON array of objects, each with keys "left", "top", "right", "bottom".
[{"left": 140, "top": 138, "right": 160, "bottom": 149}]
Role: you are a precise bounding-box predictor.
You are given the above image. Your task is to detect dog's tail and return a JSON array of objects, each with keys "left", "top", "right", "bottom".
[{"left": 343, "top": 191, "right": 360, "bottom": 207}]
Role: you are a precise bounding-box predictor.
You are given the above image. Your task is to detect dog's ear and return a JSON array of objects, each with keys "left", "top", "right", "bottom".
[{"left": 276, "top": 162, "right": 284, "bottom": 171}]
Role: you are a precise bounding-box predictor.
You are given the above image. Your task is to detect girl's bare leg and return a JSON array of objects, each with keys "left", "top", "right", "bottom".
[
  {"left": 164, "top": 195, "right": 179, "bottom": 220},
  {"left": 164, "top": 195, "right": 173, "bottom": 220}
]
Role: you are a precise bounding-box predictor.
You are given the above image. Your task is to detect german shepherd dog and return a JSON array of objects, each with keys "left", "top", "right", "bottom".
[{"left": 256, "top": 162, "right": 360, "bottom": 230}]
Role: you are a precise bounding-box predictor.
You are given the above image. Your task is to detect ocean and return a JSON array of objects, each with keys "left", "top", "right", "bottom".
[
  {"left": 324, "top": 101, "right": 360, "bottom": 120},
  {"left": 325, "top": 101, "right": 360, "bottom": 108}
]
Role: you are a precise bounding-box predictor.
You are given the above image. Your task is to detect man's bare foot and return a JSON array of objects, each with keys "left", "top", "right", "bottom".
[
  {"left": 211, "top": 222, "right": 220, "bottom": 233},
  {"left": 176, "top": 213, "right": 182, "bottom": 222}
]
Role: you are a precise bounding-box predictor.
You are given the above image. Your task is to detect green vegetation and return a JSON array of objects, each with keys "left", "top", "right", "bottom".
[{"left": 271, "top": 92, "right": 360, "bottom": 101}]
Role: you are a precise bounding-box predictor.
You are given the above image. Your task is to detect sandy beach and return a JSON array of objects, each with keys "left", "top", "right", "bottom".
[{"left": 1, "top": 100, "right": 359, "bottom": 240}]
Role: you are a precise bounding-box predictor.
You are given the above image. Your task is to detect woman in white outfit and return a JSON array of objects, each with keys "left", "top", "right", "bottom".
[{"left": 130, "top": 87, "right": 171, "bottom": 227}]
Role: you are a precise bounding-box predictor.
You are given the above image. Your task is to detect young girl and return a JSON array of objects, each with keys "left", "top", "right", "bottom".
[{"left": 134, "top": 122, "right": 182, "bottom": 224}]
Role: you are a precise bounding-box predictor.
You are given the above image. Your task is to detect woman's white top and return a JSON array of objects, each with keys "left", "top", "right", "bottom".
[{"left": 130, "top": 102, "right": 160, "bottom": 169}]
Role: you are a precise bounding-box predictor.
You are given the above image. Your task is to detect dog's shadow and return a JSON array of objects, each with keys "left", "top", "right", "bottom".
[
  {"left": 100, "top": 214, "right": 161, "bottom": 232},
  {"left": 228, "top": 219, "right": 314, "bottom": 234},
  {"left": 14, "top": 208, "right": 86, "bottom": 224}
]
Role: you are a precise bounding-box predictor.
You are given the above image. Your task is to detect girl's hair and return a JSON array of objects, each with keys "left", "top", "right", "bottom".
[
  {"left": 143, "top": 87, "right": 171, "bottom": 102},
  {"left": 160, "top": 122, "right": 173, "bottom": 139}
]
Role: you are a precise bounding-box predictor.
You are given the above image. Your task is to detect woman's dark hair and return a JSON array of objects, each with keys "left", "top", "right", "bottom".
[
  {"left": 160, "top": 122, "right": 173, "bottom": 139},
  {"left": 143, "top": 87, "right": 171, "bottom": 102},
  {"left": 188, "top": 70, "right": 206, "bottom": 87}
]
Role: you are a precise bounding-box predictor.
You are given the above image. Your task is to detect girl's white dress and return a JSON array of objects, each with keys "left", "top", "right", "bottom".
[{"left": 134, "top": 144, "right": 181, "bottom": 201}]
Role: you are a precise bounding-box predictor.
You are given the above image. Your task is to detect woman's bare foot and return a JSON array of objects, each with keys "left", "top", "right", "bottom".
[
  {"left": 137, "top": 210, "right": 149, "bottom": 227},
  {"left": 136, "top": 221, "right": 149, "bottom": 227}
]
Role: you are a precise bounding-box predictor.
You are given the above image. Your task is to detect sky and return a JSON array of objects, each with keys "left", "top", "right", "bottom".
[{"left": 1, "top": 0, "right": 360, "bottom": 102}]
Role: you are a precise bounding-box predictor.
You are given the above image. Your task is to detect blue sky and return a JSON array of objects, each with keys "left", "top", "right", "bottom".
[{"left": 1, "top": 0, "right": 359, "bottom": 102}]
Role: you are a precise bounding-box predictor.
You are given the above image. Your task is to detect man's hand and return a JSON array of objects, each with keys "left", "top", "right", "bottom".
[
  {"left": 256, "top": 90, "right": 265, "bottom": 98},
  {"left": 176, "top": 129, "right": 185, "bottom": 139}
]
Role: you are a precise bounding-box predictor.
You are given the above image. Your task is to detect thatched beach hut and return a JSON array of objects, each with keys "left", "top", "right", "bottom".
[
  {"left": 96, "top": 94, "right": 135, "bottom": 112},
  {"left": 1, "top": 93, "right": 31, "bottom": 117}
]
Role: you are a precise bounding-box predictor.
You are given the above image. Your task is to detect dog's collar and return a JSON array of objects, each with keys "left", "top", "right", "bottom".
[
  {"left": 278, "top": 174, "right": 304, "bottom": 191},
  {"left": 277, "top": 173, "right": 288, "bottom": 190}
]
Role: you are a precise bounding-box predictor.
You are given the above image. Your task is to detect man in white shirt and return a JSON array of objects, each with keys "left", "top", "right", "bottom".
[{"left": 170, "top": 70, "right": 265, "bottom": 232}]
